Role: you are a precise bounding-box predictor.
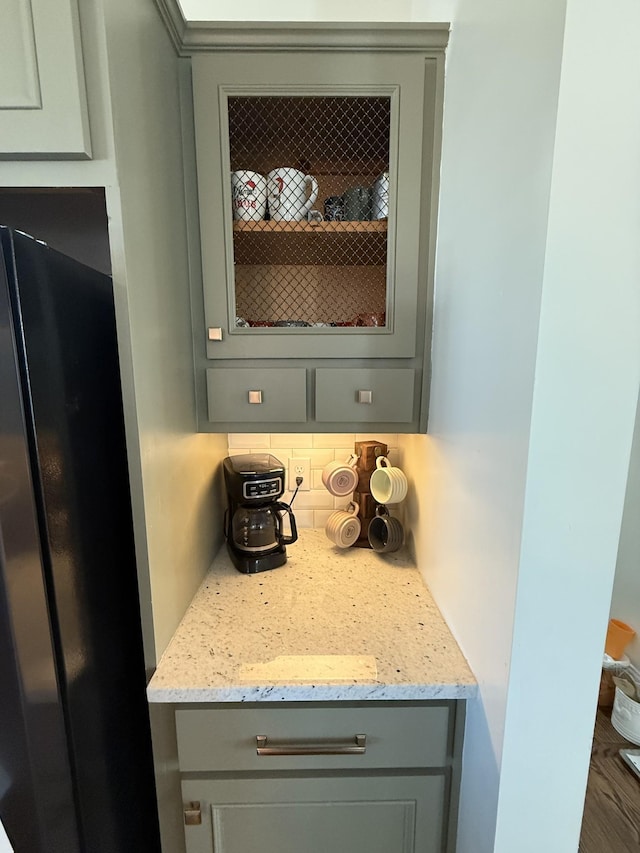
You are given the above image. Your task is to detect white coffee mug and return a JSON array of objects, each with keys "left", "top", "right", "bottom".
[
  {"left": 267, "top": 167, "right": 318, "bottom": 222},
  {"left": 372, "top": 171, "right": 389, "bottom": 220},
  {"left": 369, "top": 456, "right": 408, "bottom": 505},
  {"left": 322, "top": 454, "right": 359, "bottom": 497},
  {"left": 231, "top": 170, "right": 267, "bottom": 221},
  {"left": 325, "top": 501, "right": 361, "bottom": 549}
]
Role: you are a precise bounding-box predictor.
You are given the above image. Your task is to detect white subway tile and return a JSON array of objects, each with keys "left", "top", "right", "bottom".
[
  {"left": 292, "top": 490, "right": 334, "bottom": 510},
  {"left": 312, "top": 470, "right": 326, "bottom": 490},
  {"left": 312, "top": 433, "right": 355, "bottom": 448},
  {"left": 228, "top": 433, "right": 271, "bottom": 448},
  {"left": 314, "top": 510, "right": 334, "bottom": 529},
  {"left": 271, "top": 449, "right": 292, "bottom": 465},
  {"left": 227, "top": 447, "right": 251, "bottom": 456},
  {"left": 333, "top": 447, "right": 355, "bottom": 462},
  {"left": 292, "top": 509, "right": 314, "bottom": 528},
  {"left": 304, "top": 448, "right": 334, "bottom": 468},
  {"left": 271, "top": 433, "right": 310, "bottom": 448}
]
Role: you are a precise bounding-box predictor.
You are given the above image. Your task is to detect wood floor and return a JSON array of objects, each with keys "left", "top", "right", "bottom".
[{"left": 579, "top": 708, "right": 640, "bottom": 852}]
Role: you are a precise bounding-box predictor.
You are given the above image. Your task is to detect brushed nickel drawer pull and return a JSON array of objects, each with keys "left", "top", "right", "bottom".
[
  {"left": 256, "top": 734, "right": 366, "bottom": 755},
  {"left": 357, "top": 390, "right": 373, "bottom": 404},
  {"left": 248, "top": 390, "right": 263, "bottom": 404}
]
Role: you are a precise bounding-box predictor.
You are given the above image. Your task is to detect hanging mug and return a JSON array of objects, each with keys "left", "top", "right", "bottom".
[
  {"left": 369, "top": 456, "right": 408, "bottom": 505},
  {"left": 325, "top": 501, "right": 361, "bottom": 549},
  {"left": 267, "top": 167, "right": 319, "bottom": 222},
  {"left": 231, "top": 170, "right": 267, "bottom": 221},
  {"left": 322, "top": 454, "right": 359, "bottom": 497},
  {"left": 367, "top": 505, "right": 404, "bottom": 553}
]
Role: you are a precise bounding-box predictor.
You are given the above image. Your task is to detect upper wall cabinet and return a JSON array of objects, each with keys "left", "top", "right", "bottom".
[
  {"left": 167, "top": 21, "right": 448, "bottom": 431},
  {"left": 0, "top": 0, "right": 91, "bottom": 159}
]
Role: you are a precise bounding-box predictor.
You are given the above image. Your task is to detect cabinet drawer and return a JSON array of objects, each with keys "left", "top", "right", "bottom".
[
  {"left": 206, "top": 368, "right": 307, "bottom": 422},
  {"left": 175, "top": 704, "right": 452, "bottom": 772},
  {"left": 315, "top": 369, "right": 415, "bottom": 423}
]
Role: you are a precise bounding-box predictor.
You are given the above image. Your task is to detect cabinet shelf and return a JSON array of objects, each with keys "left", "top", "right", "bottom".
[
  {"left": 233, "top": 221, "right": 387, "bottom": 234},
  {"left": 233, "top": 220, "right": 388, "bottom": 268}
]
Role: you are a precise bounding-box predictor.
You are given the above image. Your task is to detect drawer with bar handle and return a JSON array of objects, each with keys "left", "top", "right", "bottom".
[{"left": 175, "top": 703, "right": 454, "bottom": 772}]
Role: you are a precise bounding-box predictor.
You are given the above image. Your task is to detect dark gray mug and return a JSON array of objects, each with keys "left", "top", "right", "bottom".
[
  {"left": 367, "top": 506, "right": 404, "bottom": 553},
  {"left": 342, "top": 187, "right": 372, "bottom": 221}
]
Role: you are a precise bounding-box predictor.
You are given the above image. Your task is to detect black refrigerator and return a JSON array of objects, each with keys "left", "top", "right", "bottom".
[{"left": 0, "top": 227, "right": 161, "bottom": 852}]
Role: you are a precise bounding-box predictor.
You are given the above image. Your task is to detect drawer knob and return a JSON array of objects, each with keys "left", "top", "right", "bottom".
[
  {"left": 184, "top": 801, "right": 202, "bottom": 825},
  {"left": 256, "top": 733, "right": 366, "bottom": 756},
  {"left": 357, "top": 390, "right": 373, "bottom": 404},
  {"left": 248, "top": 390, "right": 263, "bottom": 404},
  {"left": 207, "top": 327, "right": 223, "bottom": 341}
]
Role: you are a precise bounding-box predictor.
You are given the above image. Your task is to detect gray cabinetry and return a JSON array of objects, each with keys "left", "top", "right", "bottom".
[
  {"left": 0, "top": 0, "right": 91, "bottom": 159},
  {"left": 176, "top": 701, "right": 464, "bottom": 853},
  {"left": 185, "top": 26, "right": 447, "bottom": 432}
]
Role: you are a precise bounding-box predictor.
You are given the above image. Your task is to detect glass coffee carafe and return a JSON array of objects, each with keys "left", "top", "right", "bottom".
[{"left": 231, "top": 503, "right": 297, "bottom": 555}]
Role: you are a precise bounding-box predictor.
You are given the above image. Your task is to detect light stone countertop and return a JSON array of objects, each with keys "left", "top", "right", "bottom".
[{"left": 147, "top": 528, "right": 476, "bottom": 703}]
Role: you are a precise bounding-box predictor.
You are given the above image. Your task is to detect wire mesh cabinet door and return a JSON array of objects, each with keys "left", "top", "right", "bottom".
[{"left": 191, "top": 49, "right": 443, "bottom": 361}]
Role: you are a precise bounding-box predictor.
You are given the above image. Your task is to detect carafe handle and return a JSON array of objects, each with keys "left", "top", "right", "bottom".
[{"left": 274, "top": 501, "right": 298, "bottom": 546}]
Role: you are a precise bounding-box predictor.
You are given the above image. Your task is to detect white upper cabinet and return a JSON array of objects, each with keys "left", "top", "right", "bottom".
[{"left": 0, "top": 0, "right": 91, "bottom": 159}]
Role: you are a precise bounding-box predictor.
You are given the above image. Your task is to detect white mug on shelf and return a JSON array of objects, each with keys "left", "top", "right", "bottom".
[
  {"left": 231, "top": 170, "right": 267, "bottom": 221},
  {"left": 372, "top": 171, "right": 389, "bottom": 220},
  {"left": 267, "top": 167, "right": 318, "bottom": 222}
]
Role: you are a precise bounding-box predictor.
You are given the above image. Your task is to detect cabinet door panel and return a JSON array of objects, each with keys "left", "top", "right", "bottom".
[
  {"left": 206, "top": 367, "right": 307, "bottom": 422},
  {"left": 0, "top": 0, "right": 91, "bottom": 158},
  {"left": 182, "top": 776, "right": 446, "bottom": 853},
  {"left": 193, "top": 51, "right": 433, "bottom": 360},
  {"left": 315, "top": 368, "right": 415, "bottom": 423}
]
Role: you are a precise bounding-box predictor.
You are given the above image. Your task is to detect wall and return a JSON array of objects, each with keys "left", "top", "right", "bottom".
[
  {"left": 609, "top": 393, "right": 640, "bottom": 668},
  {"left": 492, "top": 2, "right": 640, "bottom": 848},
  {"left": 403, "top": 1, "right": 640, "bottom": 851},
  {"left": 401, "top": 1, "right": 567, "bottom": 850},
  {"left": 101, "top": 0, "right": 228, "bottom": 664}
]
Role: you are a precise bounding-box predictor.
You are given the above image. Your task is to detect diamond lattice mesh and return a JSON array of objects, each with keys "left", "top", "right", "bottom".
[{"left": 228, "top": 96, "right": 390, "bottom": 326}]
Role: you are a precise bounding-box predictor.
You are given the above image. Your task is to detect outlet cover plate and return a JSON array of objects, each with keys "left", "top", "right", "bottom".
[{"left": 288, "top": 457, "right": 311, "bottom": 491}]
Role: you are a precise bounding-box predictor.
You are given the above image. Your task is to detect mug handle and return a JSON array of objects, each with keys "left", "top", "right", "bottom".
[
  {"left": 376, "top": 456, "right": 390, "bottom": 470},
  {"left": 346, "top": 452, "right": 359, "bottom": 468},
  {"left": 375, "top": 505, "right": 389, "bottom": 517},
  {"left": 301, "top": 175, "right": 319, "bottom": 215},
  {"left": 347, "top": 500, "right": 360, "bottom": 517}
]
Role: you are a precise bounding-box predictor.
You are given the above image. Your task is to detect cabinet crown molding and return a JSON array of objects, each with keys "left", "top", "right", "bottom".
[{"left": 153, "top": 1, "right": 449, "bottom": 56}]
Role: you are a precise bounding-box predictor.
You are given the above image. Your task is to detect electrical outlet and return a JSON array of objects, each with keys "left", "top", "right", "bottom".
[{"left": 288, "top": 457, "right": 311, "bottom": 491}]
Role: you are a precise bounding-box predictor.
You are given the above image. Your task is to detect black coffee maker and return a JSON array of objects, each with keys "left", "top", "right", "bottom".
[{"left": 223, "top": 454, "right": 298, "bottom": 574}]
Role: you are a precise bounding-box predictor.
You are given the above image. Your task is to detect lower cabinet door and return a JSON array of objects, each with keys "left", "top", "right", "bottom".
[{"left": 182, "top": 774, "right": 446, "bottom": 853}]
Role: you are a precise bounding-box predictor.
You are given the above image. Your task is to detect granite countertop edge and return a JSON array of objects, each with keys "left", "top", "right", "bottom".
[{"left": 147, "top": 682, "right": 477, "bottom": 703}]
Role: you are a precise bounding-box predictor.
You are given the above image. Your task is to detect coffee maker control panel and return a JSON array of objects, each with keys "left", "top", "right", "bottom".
[{"left": 243, "top": 477, "right": 282, "bottom": 500}]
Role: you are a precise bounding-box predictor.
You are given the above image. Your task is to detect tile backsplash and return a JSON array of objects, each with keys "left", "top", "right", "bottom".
[{"left": 227, "top": 433, "right": 400, "bottom": 528}]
